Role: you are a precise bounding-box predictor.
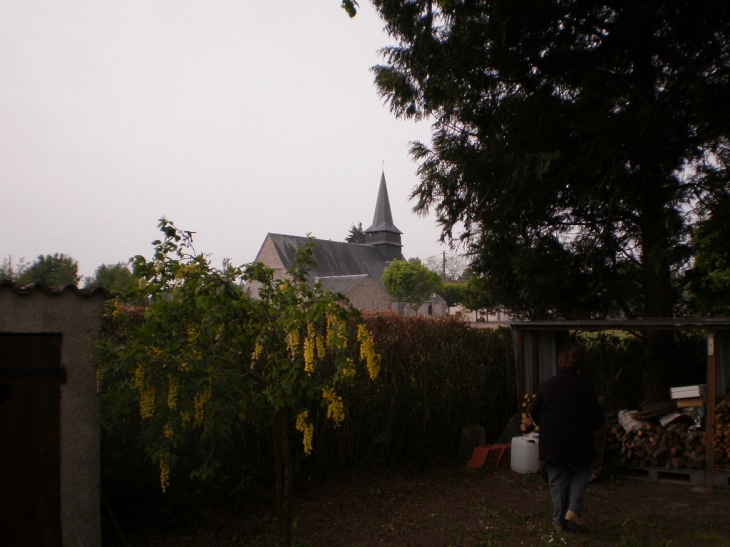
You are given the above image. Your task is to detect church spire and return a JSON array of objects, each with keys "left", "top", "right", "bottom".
[
  {"left": 365, "top": 172, "right": 404, "bottom": 261},
  {"left": 366, "top": 172, "right": 402, "bottom": 234}
]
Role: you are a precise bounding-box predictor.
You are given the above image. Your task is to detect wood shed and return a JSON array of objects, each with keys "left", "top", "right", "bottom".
[{"left": 510, "top": 318, "right": 730, "bottom": 488}]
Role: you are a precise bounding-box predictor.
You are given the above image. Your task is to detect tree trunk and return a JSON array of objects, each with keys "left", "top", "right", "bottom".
[
  {"left": 639, "top": 181, "right": 676, "bottom": 404},
  {"left": 272, "top": 408, "right": 293, "bottom": 547}
]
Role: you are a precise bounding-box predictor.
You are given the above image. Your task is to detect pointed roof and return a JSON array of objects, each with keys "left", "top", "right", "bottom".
[{"left": 365, "top": 172, "right": 402, "bottom": 234}]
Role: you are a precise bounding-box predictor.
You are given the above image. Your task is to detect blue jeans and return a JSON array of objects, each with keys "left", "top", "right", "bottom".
[{"left": 545, "top": 462, "right": 591, "bottom": 527}]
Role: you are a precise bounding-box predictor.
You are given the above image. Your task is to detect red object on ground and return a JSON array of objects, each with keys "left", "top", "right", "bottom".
[{"left": 466, "top": 444, "right": 511, "bottom": 470}]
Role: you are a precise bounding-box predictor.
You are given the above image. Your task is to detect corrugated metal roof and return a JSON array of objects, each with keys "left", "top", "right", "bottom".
[{"left": 0, "top": 279, "right": 110, "bottom": 298}]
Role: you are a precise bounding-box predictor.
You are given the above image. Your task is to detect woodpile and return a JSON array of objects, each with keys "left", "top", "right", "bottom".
[{"left": 605, "top": 394, "right": 730, "bottom": 473}]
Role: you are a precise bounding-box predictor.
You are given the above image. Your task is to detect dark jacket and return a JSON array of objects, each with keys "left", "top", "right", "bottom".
[{"left": 528, "top": 371, "right": 604, "bottom": 465}]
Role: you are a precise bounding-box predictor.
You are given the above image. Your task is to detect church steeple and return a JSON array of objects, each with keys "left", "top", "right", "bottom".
[{"left": 365, "top": 172, "right": 404, "bottom": 261}]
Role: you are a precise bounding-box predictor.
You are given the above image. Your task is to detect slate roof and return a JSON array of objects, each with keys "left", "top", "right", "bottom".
[
  {"left": 265, "top": 234, "right": 403, "bottom": 286},
  {"left": 315, "top": 274, "right": 372, "bottom": 293},
  {"left": 365, "top": 172, "right": 402, "bottom": 235}
]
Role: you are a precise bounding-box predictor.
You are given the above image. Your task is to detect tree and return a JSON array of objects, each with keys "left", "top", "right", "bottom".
[
  {"left": 438, "top": 281, "right": 466, "bottom": 308},
  {"left": 382, "top": 258, "right": 443, "bottom": 312},
  {"left": 686, "top": 194, "right": 730, "bottom": 316},
  {"left": 98, "top": 219, "right": 381, "bottom": 547},
  {"left": 16, "top": 253, "right": 81, "bottom": 286},
  {"left": 0, "top": 256, "right": 29, "bottom": 281},
  {"left": 423, "top": 252, "right": 469, "bottom": 281},
  {"left": 84, "top": 262, "right": 136, "bottom": 293},
  {"left": 345, "top": 221, "right": 366, "bottom": 244},
  {"left": 369, "top": 0, "right": 730, "bottom": 401}
]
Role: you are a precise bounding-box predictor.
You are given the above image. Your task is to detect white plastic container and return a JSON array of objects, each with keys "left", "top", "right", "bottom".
[{"left": 511, "top": 435, "right": 540, "bottom": 474}]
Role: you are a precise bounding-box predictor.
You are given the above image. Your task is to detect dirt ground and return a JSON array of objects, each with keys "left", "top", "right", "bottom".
[{"left": 106, "top": 464, "right": 730, "bottom": 547}]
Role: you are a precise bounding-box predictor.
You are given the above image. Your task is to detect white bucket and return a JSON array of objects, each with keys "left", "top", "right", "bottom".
[{"left": 511, "top": 435, "right": 540, "bottom": 474}]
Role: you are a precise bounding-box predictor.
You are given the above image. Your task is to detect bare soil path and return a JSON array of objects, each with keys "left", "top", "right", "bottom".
[{"left": 105, "top": 465, "right": 730, "bottom": 547}]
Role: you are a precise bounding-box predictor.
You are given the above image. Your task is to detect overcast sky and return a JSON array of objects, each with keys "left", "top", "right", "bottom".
[{"left": 1, "top": 1, "right": 451, "bottom": 278}]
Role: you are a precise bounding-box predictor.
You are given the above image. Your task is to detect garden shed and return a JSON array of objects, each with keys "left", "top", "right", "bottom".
[
  {"left": 510, "top": 318, "right": 730, "bottom": 488},
  {"left": 0, "top": 280, "right": 108, "bottom": 547}
]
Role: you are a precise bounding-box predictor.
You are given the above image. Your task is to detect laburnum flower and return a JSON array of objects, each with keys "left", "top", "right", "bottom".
[
  {"left": 303, "top": 337, "right": 315, "bottom": 373},
  {"left": 295, "top": 411, "right": 314, "bottom": 454},
  {"left": 322, "top": 389, "right": 345, "bottom": 425},
  {"left": 316, "top": 335, "right": 326, "bottom": 359},
  {"left": 357, "top": 325, "right": 381, "bottom": 380},
  {"left": 159, "top": 453, "right": 171, "bottom": 493},
  {"left": 167, "top": 375, "right": 179, "bottom": 410},
  {"left": 287, "top": 329, "right": 300, "bottom": 358},
  {"left": 194, "top": 382, "right": 212, "bottom": 424}
]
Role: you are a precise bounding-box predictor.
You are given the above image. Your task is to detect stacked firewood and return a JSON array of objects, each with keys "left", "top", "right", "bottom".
[
  {"left": 520, "top": 393, "right": 538, "bottom": 434},
  {"left": 713, "top": 396, "right": 730, "bottom": 471},
  {"left": 606, "top": 395, "right": 730, "bottom": 472}
]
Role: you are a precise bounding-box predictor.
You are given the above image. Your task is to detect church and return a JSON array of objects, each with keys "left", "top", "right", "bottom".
[{"left": 248, "top": 173, "right": 447, "bottom": 317}]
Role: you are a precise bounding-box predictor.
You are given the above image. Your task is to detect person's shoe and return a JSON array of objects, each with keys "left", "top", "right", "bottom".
[
  {"left": 565, "top": 510, "right": 583, "bottom": 527},
  {"left": 554, "top": 524, "right": 565, "bottom": 533}
]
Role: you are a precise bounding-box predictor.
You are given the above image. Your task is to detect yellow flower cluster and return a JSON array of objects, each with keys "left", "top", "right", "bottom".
[
  {"left": 357, "top": 325, "right": 381, "bottom": 380},
  {"left": 323, "top": 389, "right": 345, "bottom": 425},
  {"left": 316, "top": 335, "right": 326, "bottom": 359},
  {"left": 164, "top": 421, "right": 174, "bottom": 441},
  {"left": 194, "top": 382, "right": 212, "bottom": 424},
  {"left": 174, "top": 264, "right": 198, "bottom": 279},
  {"left": 340, "top": 358, "right": 356, "bottom": 378},
  {"left": 295, "top": 411, "right": 314, "bottom": 455},
  {"left": 134, "top": 363, "right": 146, "bottom": 390},
  {"left": 186, "top": 324, "right": 199, "bottom": 342},
  {"left": 159, "top": 453, "right": 171, "bottom": 493},
  {"left": 303, "top": 337, "right": 315, "bottom": 374},
  {"left": 134, "top": 364, "right": 156, "bottom": 419},
  {"left": 287, "top": 329, "right": 300, "bottom": 358},
  {"left": 167, "top": 375, "right": 179, "bottom": 410},
  {"left": 253, "top": 341, "right": 264, "bottom": 360},
  {"left": 326, "top": 313, "right": 346, "bottom": 348},
  {"left": 140, "top": 386, "right": 155, "bottom": 419}
]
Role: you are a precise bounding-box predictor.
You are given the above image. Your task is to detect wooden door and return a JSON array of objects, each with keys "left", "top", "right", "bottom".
[{"left": 0, "top": 334, "right": 63, "bottom": 547}]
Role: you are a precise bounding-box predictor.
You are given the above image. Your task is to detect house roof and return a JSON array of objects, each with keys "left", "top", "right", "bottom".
[
  {"left": 365, "top": 172, "right": 402, "bottom": 235},
  {"left": 265, "top": 234, "right": 399, "bottom": 285},
  {"left": 315, "top": 274, "right": 375, "bottom": 294}
]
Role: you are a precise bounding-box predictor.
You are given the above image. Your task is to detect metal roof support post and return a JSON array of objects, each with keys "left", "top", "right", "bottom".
[{"left": 706, "top": 331, "right": 717, "bottom": 488}]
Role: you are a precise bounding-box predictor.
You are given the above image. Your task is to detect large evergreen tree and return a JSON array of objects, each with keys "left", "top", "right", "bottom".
[{"left": 368, "top": 0, "right": 730, "bottom": 401}]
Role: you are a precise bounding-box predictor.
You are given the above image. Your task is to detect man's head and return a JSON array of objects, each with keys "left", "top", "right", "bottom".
[{"left": 557, "top": 346, "right": 583, "bottom": 374}]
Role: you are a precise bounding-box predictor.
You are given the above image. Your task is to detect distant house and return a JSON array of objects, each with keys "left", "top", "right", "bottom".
[{"left": 248, "top": 173, "right": 447, "bottom": 317}]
